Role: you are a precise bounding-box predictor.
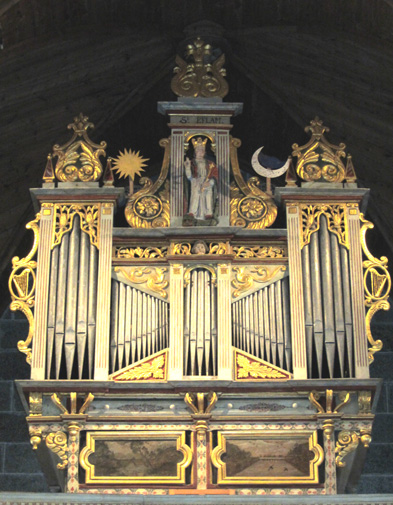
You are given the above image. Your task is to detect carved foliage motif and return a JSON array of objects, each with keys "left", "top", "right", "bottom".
[
  {"left": 115, "top": 246, "right": 168, "bottom": 259},
  {"left": 171, "top": 38, "right": 228, "bottom": 98},
  {"left": 236, "top": 354, "right": 288, "bottom": 380},
  {"left": 112, "top": 352, "right": 167, "bottom": 381},
  {"left": 232, "top": 265, "right": 286, "bottom": 298},
  {"left": 229, "top": 138, "right": 277, "bottom": 229},
  {"left": 8, "top": 214, "right": 40, "bottom": 364},
  {"left": 53, "top": 114, "right": 106, "bottom": 182},
  {"left": 360, "top": 214, "right": 391, "bottom": 363},
  {"left": 115, "top": 266, "right": 168, "bottom": 299},
  {"left": 233, "top": 245, "right": 286, "bottom": 259},
  {"left": 300, "top": 204, "right": 348, "bottom": 249},
  {"left": 52, "top": 204, "right": 100, "bottom": 249},
  {"left": 292, "top": 117, "right": 347, "bottom": 183}
]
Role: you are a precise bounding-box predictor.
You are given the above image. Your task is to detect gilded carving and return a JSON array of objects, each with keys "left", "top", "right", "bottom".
[
  {"left": 125, "top": 138, "right": 170, "bottom": 228},
  {"left": 53, "top": 113, "right": 106, "bottom": 182},
  {"left": 292, "top": 117, "right": 354, "bottom": 184},
  {"left": 8, "top": 214, "right": 40, "bottom": 364},
  {"left": 50, "top": 392, "right": 94, "bottom": 415},
  {"left": 230, "top": 137, "right": 277, "bottom": 229},
  {"left": 236, "top": 353, "right": 288, "bottom": 380},
  {"left": 309, "top": 390, "right": 351, "bottom": 414},
  {"left": 300, "top": 204, "right": 348, "bottom": 249},
  {"left": 29, "top": 392, "right": 42, "bottom": 416},
  {"left": 360, "top": 214, "right": 391, "bottom": 363},
  {"left": 171, "top": 38, "right": 228, "bottom": 98},
  {"left": 184, "top": 392, "right": 218, "bottom": 415},
  {"left": 232, "top": 265, "right": 286, "bottom": 298},
  {"left": 112, "top": 353, "right": 166, "bottom": 381},
  {"left": 172, "top": 241, "right": 228, "bottom": 255},
  {"left": 52, "top": 204, "right": 99, "bottom": 249},
  {"left": 29, "top": 426, "right": 42, "bottom": 450},
  {"left": 115, "top": 266, "right": 169, "bottom": 299},
  {"left": 46, "top": 431, "right": 69, "bottom": 469},
  {"left": 358, "top": 391, "right": 372, "bottom": 414},
  {"left": 115, "top": 246, "right": 167, "bottom": 259},
  {"left": 233, "top": 245, "right": 286, "bottom": 259}
]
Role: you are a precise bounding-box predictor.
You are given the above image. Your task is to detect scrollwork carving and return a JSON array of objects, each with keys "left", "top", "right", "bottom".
[
  {"left": 232, "top": 265, "right": 286, "bottom": 298},
  {"left": 8, "top": 214, "right": 40, "bottom": 364},
  {"left": 300, "top": 204, "right": 348, "bottom": 249},
  {"left": 52, "top": 204, "right": 99, "bottom": 249},
  {"left": 53, "top": 114, "right": 106, "bottom": 182},
  {"left": 46, "top": 432, "right": 69, "bottom": 469},
  {"left": 360, "top": 214, "right": 391, "bottom": 363}
]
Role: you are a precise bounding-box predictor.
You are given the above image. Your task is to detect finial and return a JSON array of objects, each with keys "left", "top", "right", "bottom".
[
  {"left": 52, "top": 113, "right": 107, "bottom": 183},
  {"left": 171, "top": 38, "right": 228, "bottom": 98},
  {"left": 292, "top": 118, "right": 349, "bottom": 184}
]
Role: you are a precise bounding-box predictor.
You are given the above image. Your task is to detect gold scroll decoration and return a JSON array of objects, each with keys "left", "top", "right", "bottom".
[
  {"left": 8, "top": 214, "right": 40, "bottom": 364},
  {"left": 292, "top": 117, "right": 356, "bottom": 184},
  {"left": 110, "top": 350, "right": 168, "bottom": 382},
  {"left": 309, "top": 389, "right": 351, "bottom": 440},
  {"left": 335, "top": 429, "right": 372, "bottom": 467},
  {"left": 125, "top": 138, "right": 170, "bottom": 228},
  {"left": 171, "top": 241, "right": 228, "bottom": 256},
  {"left": 52, "top": 204, "right": 100, "bottom": 249},
  {"left": 230, "top": 137, "right": 277, "bottom": 229},
  {"left": 299, "top": 203, "right": 348, "bottom": 249},
  {"left": 171, "top": 38, "right": 228, "bottom": 98},
  {"left": 114, "top": 266, "right": 169, "bottom": 299},
  {"left": 360, "top": 214, "right": 391, "bottom": 364},
  {"left": 46, "top": 431, "right": 69, "bottom": 469},
  {"left": 52, "top": 113, "right": 106, "bottom": 182},
  {"left": 233, "top": 245, "right": 286, "bottom": 259},
  {"left": 114, "top": 246, "right": 168, "bottom": 259},
  {"left": 232, "top": 265, "right": 286, "bottom": 298},
  {"left": 184, "top": 264, "right": 217, "bottom": 287},
  {"left": 234, "top": 349, "right": 291, "bottom": 380}
]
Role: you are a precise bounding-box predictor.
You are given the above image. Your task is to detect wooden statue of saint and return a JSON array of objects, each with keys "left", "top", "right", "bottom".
[{"left": 183, "top": 136, "right": 218, "bottom": 225}]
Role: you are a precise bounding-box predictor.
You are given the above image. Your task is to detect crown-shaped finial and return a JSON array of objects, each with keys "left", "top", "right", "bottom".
[{"left": 305, "top": 117, "right": 330, "bottom": 139}]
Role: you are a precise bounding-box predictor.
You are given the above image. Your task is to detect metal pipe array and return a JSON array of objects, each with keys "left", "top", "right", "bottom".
[
  {"left": 231, "top": 276, "right": 292, "bottom": 372},
  {"left": 184, "top": 268, "right": 217, "bottom": 376},
  {"left": 46, "top": 216, "right": 98, "bottom": 379},
  {"left": 110, "top": 280, "right": 169, "bottom": 373},
  {"left": 302, "top": 215, "right": 354, "bottom": 378}
]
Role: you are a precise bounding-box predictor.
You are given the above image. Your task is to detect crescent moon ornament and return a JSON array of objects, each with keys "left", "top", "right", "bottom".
[{"left": 251, "top": 147, "right": 290, "bottom": 178}]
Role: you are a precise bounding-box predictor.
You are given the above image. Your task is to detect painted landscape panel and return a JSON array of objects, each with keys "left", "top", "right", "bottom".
[
  {"left": 223, "top": 437, "right": 312, "bottom": 478},
  {"left": 90, "top": 438, "right": 182, "bottom": 477}
]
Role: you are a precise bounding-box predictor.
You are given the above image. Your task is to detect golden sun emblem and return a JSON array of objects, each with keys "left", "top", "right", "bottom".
[{"left": 112, "top": 149, "right": 149, "bottom": 181}]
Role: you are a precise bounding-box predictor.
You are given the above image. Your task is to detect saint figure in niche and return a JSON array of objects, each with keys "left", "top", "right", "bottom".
[{"left": 184, "top": 137, "right": 218, "bottom": 225}]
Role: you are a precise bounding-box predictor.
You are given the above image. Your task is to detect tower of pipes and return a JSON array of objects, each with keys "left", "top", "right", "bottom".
[{"left": 9, "top": 38, "right": 390, "bottom": 495}]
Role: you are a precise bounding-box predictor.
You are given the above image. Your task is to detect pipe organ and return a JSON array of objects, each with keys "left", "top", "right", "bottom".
[{"left": 10, "top": 38, "right": 390, "bottom": 497}]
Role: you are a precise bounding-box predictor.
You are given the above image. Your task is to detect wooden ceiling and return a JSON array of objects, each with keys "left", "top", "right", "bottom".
[{"left": 1, "top": 0, "right": 393, "bottom": 309}]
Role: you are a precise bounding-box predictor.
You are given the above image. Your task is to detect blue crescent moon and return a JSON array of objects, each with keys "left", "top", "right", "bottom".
[{"left": 251, "top": 147, "right": 290, "bottom": 178}]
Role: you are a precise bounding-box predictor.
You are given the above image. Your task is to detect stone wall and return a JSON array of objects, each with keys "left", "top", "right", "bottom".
[{"left": 0, "top": 304, "right": 392, "bottom": 494}]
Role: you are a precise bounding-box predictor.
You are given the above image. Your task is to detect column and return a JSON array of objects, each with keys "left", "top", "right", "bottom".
[
  {"left": 286, "top": 204, "right": 308, "bottom": 379},
  {"left": 168, "top": 263, "right": 184, "bottom": 380},
  {"left": 31, "top": 203, "right": 54, "bottom": 380},
  {"left": 94, "top": 202, "right": 114, "bottom": 380},
  {"left": 347, "top": 205, "right": 369, "bottom": 378},
  {"left": 170, "top": 130, "right": 185, "bottom": 227},
  {"left": 216, "top": 130, "right": 230, "bottom": 226},
  {"left": 217, "top": 263, "right": 232, "bottom": 380}
]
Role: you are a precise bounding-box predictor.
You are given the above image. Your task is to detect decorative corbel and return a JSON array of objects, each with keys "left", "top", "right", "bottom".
[
  {"left": 335, "top": 429, "right": 372, "bottom": 467},
  {"left": 45, "top": 431, "right": 69, "bottom": 469},
  {"left": 184, "top": 392, "right": 217, "bottom": 439}
]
